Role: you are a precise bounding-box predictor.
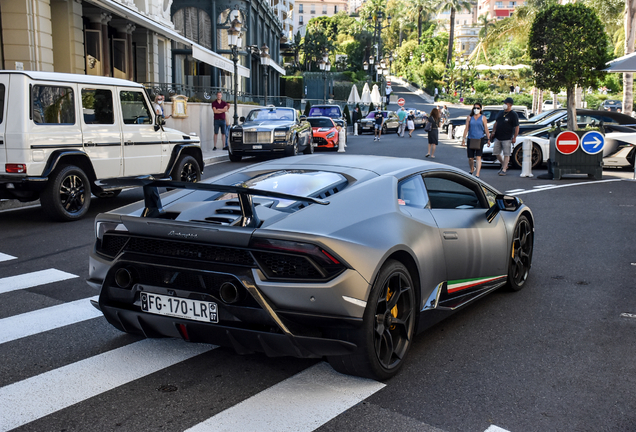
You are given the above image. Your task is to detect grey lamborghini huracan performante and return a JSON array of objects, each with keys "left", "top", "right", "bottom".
[{"left": 88, "top": 155, "right": 534, "bottom": 380}]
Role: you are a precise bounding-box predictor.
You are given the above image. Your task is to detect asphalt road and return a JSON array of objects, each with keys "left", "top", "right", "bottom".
[{"left": 1, "top": 86, "right": 636, "bottom": 432}]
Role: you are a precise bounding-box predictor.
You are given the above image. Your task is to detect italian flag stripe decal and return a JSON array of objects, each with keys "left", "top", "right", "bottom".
[{"left": 447, "top": 275, "right": 507, "bottom": 293}]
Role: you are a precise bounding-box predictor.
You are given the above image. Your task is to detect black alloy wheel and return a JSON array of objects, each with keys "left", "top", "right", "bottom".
[
  {"left": 173, "top": 155, "right": 201, "bottom": 182},
  {"left": 507, "top": 215, "right": 533, "bottom": 291},
  {"left": 328, "top": 260, "right": 416, "bottom": 380},
  {"left": 40, "top": 165, "right": 91, "bottom": 221},
  {"left": 512, "top": 143, "right": 542, "bottom": 169}
]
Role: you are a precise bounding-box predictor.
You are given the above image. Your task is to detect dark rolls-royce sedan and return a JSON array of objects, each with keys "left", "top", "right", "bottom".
[{"left": 229, "top": 107, "right": 313, "bottom": 162}]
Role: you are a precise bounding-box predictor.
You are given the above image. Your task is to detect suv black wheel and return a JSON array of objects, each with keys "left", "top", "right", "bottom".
[
  {"left": 172, "top": 155, "right": 201, "bottom": 182},
  {"left": 41, "top": 165, "right": 91, "bottom": 221},
  {"left": 327, "top": 260, "right": 416, "bottom": 380},
  {"left": 303, "top": 135, "right": 314, "bottom": 154}
]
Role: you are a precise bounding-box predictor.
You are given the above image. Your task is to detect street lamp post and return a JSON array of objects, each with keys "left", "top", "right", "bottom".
[
  {"left": 259, "top": 44, "right": 270, "bottom": 106},
  {"left": 227, "top": 17, "right": 243, "bottom": 126},
  {"left": 319, "top": 51, "right": 330, "bottom": 103}
]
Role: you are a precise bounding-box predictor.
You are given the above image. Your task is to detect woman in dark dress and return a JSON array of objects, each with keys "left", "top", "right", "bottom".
[{"left": 426, "top": 108, "right": 441, "bottom": 158}]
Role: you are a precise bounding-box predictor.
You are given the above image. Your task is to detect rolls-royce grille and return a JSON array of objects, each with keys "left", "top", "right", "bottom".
[
  {"left": 99, "top": 233, "right": 255, "bottom": 266},
  {"left": 243, "top": 131, "right": 272, "bottom": 144}
]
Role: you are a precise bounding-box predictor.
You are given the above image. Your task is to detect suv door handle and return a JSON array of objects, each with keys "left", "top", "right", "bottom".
[
  {"left": 125, "top": 140, "right": 134, "bottom": 146},
  {"left": 443, "top": 232, "right": 458, "bottom": 240},
  {"left": 85, "top": 141, "right": 94, "bottom": 147}
]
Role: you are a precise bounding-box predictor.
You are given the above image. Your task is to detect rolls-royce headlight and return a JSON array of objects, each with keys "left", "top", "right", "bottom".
[
  {"left": 274, "top": 130, "right": 288, "bottom": 137},
  {"left": 232, "top": 132, "right": 242, "bottom": 137}
]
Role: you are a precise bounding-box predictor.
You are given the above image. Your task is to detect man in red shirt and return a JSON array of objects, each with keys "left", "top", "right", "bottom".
[{"left": 212, "top": 91, "right": 229, "bottom": 150}]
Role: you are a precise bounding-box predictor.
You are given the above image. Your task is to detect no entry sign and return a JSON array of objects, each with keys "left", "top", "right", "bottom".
[
  {"left": 555, "top": 131, "right": 580, "bottom": 155},
  {"left": 397, "top": 98, "right": 405, "bottom": 107}
]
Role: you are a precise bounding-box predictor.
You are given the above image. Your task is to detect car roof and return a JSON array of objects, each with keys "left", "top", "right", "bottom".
[
  {"left": 307, "top": 116, "right": 335, "bottom": 122},
  {"left": 0, "top": 70, "right": 144, "bottom": 88}
]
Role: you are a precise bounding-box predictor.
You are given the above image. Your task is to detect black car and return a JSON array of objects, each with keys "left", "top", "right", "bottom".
[
  {"left": 446, "top": 106, "right": 529, "bottom": 138},
  {"left": 359, "top": 110, "right": 400, "bottom": 134},
  {"left": 517, "top": 109, "right": 636, "bottom": 135},
  {"left": 228, "top": 107, "right": 313, "bottom": 162},
  {"left": 598, "top": 100, "right": 623, "bottom": 112}
]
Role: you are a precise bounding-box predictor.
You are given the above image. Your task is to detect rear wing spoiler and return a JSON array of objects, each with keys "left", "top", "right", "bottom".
[{"left": 97, "top": 177, "right": 330, "bottom": 228}]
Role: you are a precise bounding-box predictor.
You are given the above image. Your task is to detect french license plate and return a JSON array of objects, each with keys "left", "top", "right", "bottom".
[
  {"left": 140, "top": 292, "right": 218, "bottom": 323},
  {"left": 252, "top": 144, "right": 262, "bottom": 149}
]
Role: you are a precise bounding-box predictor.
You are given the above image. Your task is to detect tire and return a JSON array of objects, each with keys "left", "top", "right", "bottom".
[
  {"left": 40, "top": 165, "right": 91, "bottom": 222},
  {"left": 303, "top": 134, "right": 314, "bottom": 154},
  {"left": 286, "top": 137, "right": 299, "bottom": 157},
  {"left": 512, "top": 143, "right": 542, "bottom": 170},
  {"left": 172, "top": 155, "right": 201, "bottom": 182},
  {"left": 228, "top": 152, "right": 242, "bottom": 162},
  {"left": 507, "top": 215, "right": 533, "bottom": 291},
  {"left": 327, "top": 260, "right": 416, "bottom": 380},
  {"left": 382, "top": 124, "right": 387, "bottom": 135}
]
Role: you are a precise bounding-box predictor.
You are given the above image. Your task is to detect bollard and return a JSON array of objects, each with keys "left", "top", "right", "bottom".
[
  {"left": 354, "top": 123, "right": 358, "bottom": 136},
  {"left": 338, "top": 129, "right": 346, "bottom": 152},
  {"left": 520, "top": 138, "right": 534, "bottom": 178}
]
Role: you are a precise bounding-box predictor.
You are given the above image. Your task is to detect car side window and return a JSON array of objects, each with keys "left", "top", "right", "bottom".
[
  {"left": 119, "top": 90, "right": 152, "bottom": 124},
  {"left": 398, "top": 175, "right": 429, "bottom": 209},
  {"left": 423, "top": 176, "right": 486, "bottom": 209},
  {"left": 81, "top": 88, "right": 114, "bottom": 124},
  {"left": 32, "top": 85, "right": 75, "bottom": 125}
]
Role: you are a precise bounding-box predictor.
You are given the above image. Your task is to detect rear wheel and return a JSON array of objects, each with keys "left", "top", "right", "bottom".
[
  {"left": 507, "top": 215, "right": 533, "bottom": 291},
  {"left": 172, "top": 155, "right": 201, "bottom": 182},
  {"left": 40, "top": 165, "right": 91, "bottom": 221},
  {"left": 512, "top": 143, "right": 542, "bottom": 169},
  {"left": 303, "top": 134, "right": 314, "bottom": 154},
  {"left": 328, "top": 260, "right": 416, "bottom": 380},
  {"left": 382, "top": 124, "right": 387, "bottom": 135}
]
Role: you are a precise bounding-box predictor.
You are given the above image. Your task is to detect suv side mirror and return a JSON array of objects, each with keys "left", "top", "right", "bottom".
[
  {"left": 239, "top": 116, "right": 245, "bottom": 123},
  {"left": 154, "top": 115, "right": 165, "bottom": 131},
  {"left": 486, "top": 194, "right": 522, "bottom": 223}
]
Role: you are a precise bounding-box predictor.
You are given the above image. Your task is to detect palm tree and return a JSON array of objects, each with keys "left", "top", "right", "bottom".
[
  {"left": 405, "top": 0, "right": 437, "bottom": 44},
  {"left": 436, "top": 0, "right": 474, "bottom": 67},
  {"left": 477, "top": 13, "right": 494, "bottom": 39}
]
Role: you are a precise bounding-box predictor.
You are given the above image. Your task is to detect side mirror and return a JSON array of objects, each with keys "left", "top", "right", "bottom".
[
  {"left": 486, "top": 194, "right": 522, "bottom": 223},
  {"left": 239, "top": 116, "right": 245, "bottom": 123},
  {"left": 154, "top": 115, "right": 165, "bottom": 131},
  {"left": 300, "top": 115, "right": 307, "bottom": 121}
]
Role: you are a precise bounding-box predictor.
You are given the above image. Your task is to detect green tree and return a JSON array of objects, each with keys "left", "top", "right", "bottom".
[
  {"left": 436, "top": 0, "right": 474, "bottom": 67},
  {"left": 529, "top": 3, "right": 610, "bottom": 130},
  {"left": 477, "top": 13, "right": 495, "bottom": 39}
]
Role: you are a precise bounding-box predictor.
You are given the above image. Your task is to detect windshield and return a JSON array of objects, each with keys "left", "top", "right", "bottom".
[
  {"left": 246, "top": 108, "right": 295, "bottom": 122},
  {"left": 308, "top": 106, "right": 342, "bottom": 118},
  {"left": 538, "top": 111, "right": 566, "bottom": 125},
  {"left": 528, "top": 110, "right": 560, "bottom": 122},
  {"left": 308, "top": 118, "right": 335, "bottom": 128}
]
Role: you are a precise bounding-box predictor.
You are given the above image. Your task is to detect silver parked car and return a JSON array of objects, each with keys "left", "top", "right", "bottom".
[{"left": 89, "top": 155, "right": 535, "bottom": 380}]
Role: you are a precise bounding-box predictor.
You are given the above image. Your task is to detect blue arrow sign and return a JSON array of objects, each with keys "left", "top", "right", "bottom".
[{"left": 580, "top": 131, "right": 604, "bottom": 155}]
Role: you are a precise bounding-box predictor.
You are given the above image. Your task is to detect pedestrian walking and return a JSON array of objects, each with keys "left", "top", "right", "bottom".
[
  {"left": 407, "top": 111, "right": 415, "bottom": 137},
  {"left": 373, "top": 110, "right": 384, "bottom": 141},
  {"left": 491, "top": 97, "right": 519, "bottom": 176},
  {"left": 461, "top": 102, "right": 490, "bottom": 178},
  {"left": 425, "top": 108, "right": 440, "bottom": 158},
  {"left": 212, "top": 91, "right": 230, "bottom": 151},
  {"left": 397, "top": 107, "right": 408, "bottom": 137}
]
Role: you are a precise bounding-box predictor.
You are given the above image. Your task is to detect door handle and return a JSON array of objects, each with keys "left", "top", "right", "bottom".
[
  {"left": 85, "top": 141, "right": 94, "bottom": 147},
  {"left": 443, "top": 232, "right": 458, "bottom": 240},
  {"left": 125, "top": 140, "right": 134, "bottom": 146}
]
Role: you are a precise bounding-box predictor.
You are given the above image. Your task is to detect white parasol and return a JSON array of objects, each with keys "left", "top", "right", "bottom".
[
  {"left": 347, "top": 84, "right": 361, "bottom": 104},
  {"left": 370, "top": 84, "right": 382, "bottom": 106},
  {"left": 360, "top": 83, "right": 372, "bottom": 104}
]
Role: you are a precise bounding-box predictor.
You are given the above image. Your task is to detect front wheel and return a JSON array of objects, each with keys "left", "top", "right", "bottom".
[
  {"left": 382, "top": 124, "right": 387, "bottom": 135},
  {"left": 40, "top": 165, "right": 91, "bottom": 221},
  {"left": 507, "top": 215, "right": 533, "bottom": 291},
  {"left": 286, "top": 137, "right": 299, "bottom": 157},
  {"left": 303, "top": 134, "right": 314, "bottom": 154},
  {"left": 172, "top": 155, "right": 201, "bottom": 182},
  {"left": 327, "top": 260, "right": 416, "bottom": 380}
]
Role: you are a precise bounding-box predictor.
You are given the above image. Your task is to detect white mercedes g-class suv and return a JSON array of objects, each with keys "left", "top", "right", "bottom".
[{"left": 0, "top": 71, "right": 203, "bottom": 221}]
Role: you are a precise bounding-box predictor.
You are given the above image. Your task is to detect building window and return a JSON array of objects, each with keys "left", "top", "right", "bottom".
[
  {"left": 495, "top": 1, "right": 503, "bottom": 7},
  {"left": 322, "top": 5, "right": 327, "bottom": 14},
  {"left": 509, "top": 1, "right": 516, "bottom": 7},
  {"left": 84, "top": 29, "right": 102, "bottom": 76},
  {"left": 311, "top": 4, "right": 315, "bottom": 14},
  {"left": 299, "top": 4, "right": 303, "bottom": 13},
  {"left": 334, "top": 5, "right": 338, "bottom": 13},
  {"left": 299, "top": 15, "right": 303, "bottom": 24},
  {"left": 173, "top": 7, "right": 212, "bottom": 50}
]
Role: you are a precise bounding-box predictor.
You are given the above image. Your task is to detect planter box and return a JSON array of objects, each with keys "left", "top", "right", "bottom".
[{"left": 549, "top": 130, "right": 603, "bottom": 180}]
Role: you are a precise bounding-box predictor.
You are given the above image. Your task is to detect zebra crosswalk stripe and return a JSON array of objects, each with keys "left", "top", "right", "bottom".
[
  {"left": 0, "top": 269, "right": 78, "bottom": 294},
  {"left": 0, "top": 296, "right": 101, "bottom": 345},
  {"left": 0, "top": 339, "right": 215, "bottom": 432},
  {"left": 185, "top": 361, "right": 386, "bottom": 432}
]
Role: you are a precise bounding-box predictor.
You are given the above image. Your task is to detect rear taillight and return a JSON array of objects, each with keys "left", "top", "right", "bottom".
[
  {"left": 250, "top": 238, "right": 346, "bottom": 281},
  {"left": 6, "top": 164, "right": 27, "bottom": 174}
]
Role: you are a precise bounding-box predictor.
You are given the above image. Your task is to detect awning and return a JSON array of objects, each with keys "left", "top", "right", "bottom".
[
  {"left": 268, "top": 61, "right": 286, "bottom": 75},
  {"left": 85, "top": 0, "right": 251, "bottom": 78},
  {"left": 603, "top": 51, "right": 636, "bottom": 73}
]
